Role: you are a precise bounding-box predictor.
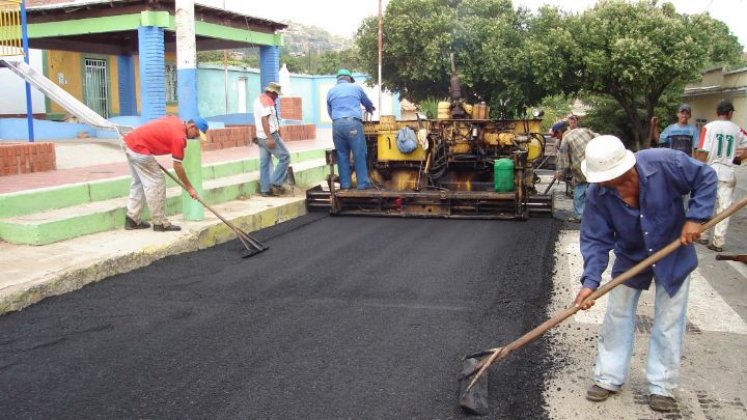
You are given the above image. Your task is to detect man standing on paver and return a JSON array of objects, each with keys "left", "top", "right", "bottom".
[
  {"left": 658, "top": 103, "right": 700, "bottom": 156},
  {"left": 554, "top": 124, "right": 600, "bottom": 223},
  {"left": 573, "top": 135, "right": 717, "bottom": 413},
  {"left": 123, "top": 116, "right": 208, "bottom": 232},
  {"left": 327, "top": 69, "right": 375, "bottom": 190},
  {"left": 253, "top": 82, "right": 291, "bottom": 197},
  {"left": 695, "top": 100, "right": 747, "bottom": 252}
]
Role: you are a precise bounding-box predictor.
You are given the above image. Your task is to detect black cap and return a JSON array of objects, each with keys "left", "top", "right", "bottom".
[
  {"left": 678, "top": 103, "right": 691, "bottom": 113},
  {"left": 717, "top": 100, "right": 735, "bottom": 115}
]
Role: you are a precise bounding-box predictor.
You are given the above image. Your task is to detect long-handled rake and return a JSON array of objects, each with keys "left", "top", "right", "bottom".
[
  {"left": 158, "top": 164, "right": 268, "bottom": 258},
  {"left": 458, "top": 195, "right": 747, "bottom": 415}
]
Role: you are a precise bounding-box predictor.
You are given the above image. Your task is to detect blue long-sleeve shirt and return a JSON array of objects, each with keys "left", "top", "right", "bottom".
[
  {"left": 580, "top": 148, "right": 717, "bottom": 296},
  {"left": 326, "top": 80, "right": 374, "bottom": 120}
]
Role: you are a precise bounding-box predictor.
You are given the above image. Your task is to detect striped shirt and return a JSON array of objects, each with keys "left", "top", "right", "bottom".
[{"left": 556, "top": 128, "right": 600, "bottom": 183}]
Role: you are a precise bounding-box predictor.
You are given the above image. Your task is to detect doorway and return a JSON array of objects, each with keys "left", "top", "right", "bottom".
[{"left": 84, "top": 57, "right": 110, "bottom": 118}]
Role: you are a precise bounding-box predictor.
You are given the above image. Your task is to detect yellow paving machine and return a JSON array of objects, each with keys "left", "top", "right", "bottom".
[{"left": 306, "top": 60, "right": 554, "bottom": 220}]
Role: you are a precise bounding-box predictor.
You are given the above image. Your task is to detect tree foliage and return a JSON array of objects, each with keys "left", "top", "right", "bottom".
[
  {"left": 356, "top": 0, "right": 558, "bottom": 117},
  {"left": 356, "top": 0, "right": 743, "bottom": 147},
  {"left": 535, "top": 0, "right": 744, "bottom": 149}
]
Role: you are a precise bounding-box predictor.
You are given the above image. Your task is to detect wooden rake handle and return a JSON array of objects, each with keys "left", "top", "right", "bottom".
[
  {"left": 466, "top": 194, "right": 747, "bottom": 391},
  {"left": 157, "top": 164, "right": 266, "bottom": 251}
]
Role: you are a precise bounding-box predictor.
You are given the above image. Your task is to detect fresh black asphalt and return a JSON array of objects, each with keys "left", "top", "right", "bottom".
[{"left": 0, "top": 214, "right": 560, "bottom": 419}]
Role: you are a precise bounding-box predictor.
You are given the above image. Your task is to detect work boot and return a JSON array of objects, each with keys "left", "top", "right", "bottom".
[
  {"left": 153, "top": 223, "right": 181, "bottom": 232},
  {"left": 707, "top": 244, "right": 724, "bottom": 253},
  {"left": 649, "top": 394, "right": 677, "bottom": 412},
  {"left": 260, "top": 190, "right": 276, "bottom": 197},
  {"left": 125, "top": 216, "right": 151, "bottom": 230},
  {"left": 271, "top": 184, "right": 291, "bottom": 196},
  {"left": 586, "top": 385, "right": 614, "bottom": 402}
]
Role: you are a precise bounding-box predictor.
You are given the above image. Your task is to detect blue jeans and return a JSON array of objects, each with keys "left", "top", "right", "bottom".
[
  {"left": 573, "top": 182, "right": 588, "bottom": 219},
  {"left": 332, "top": 118, "right": 370, "bottom": 189},
  {"left": 257, "top": 132, "right": 290, "bottom": 193},
  {"left": 593, "top": 276, "right": 690, "bottom": 397}
]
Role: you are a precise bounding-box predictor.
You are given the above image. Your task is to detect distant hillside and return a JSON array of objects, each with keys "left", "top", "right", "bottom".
[{"left": 281, "top": 22, "right": 353, "bottom": 55}]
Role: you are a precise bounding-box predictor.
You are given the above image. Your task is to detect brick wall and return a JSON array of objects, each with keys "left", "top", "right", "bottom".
[
  {"left": 0, "top": 142, "right": 56, "bottom": 176},
  {"left": 202, "top": 126, "right": 255, "bottom": 152},
  {"left": 202, "top": 123, "right": 316, "bottom": 151},
  {"left": 279, "top": 97, "right": 302, "bottom": 120}
]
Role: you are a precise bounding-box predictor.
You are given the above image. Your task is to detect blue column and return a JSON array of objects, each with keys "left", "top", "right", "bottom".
[
  {"left": 259, "top": 46, "right": 280, "bottom": 114},
  {"left": 137, "top": 26, "right": 166, "bottom": 121},
  {"left": 21, "top": 0, "right": 34, "bottom": 142},
  {"left": 117, "top": 55, "right": 137, "bottom": 116}
]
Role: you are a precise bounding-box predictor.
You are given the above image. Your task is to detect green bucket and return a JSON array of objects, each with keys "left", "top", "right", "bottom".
[{"left": 494, "top": 158, "right": 514, "bottom": 192}]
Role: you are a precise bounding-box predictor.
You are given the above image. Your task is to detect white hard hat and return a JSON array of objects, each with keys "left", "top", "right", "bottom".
[{"left": 581, "top": 135, "right": 636, "bottom": 183}]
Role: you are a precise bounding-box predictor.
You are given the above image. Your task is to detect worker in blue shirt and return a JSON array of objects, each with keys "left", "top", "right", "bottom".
[
  {"left": 574, "top": 135, "right": 717, "bottom": 413},
  {"left": 658, "top": 103, "right": 700, "bottom": 156},
  {"left": 326, "top": 69, "right": 375, "bottom": 190}
]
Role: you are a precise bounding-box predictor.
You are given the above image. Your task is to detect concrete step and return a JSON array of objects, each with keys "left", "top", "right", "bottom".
[
  {"left": 0, "top": 159, "right": 327, "bottom": 246},
  {"left": 0, "top": 148, "right": 326, "bottom": 219}
]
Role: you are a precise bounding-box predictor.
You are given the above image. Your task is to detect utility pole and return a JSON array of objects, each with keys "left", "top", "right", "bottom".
[
  {"left": 175, "top": 0, "right": 203, "bottom": 220},
  {"left": 377, "top": 0, "right": 383, "bottom": 114}
]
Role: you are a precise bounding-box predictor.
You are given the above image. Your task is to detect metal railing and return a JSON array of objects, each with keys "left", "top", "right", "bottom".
[{"left": 0, "top": 0, "right": 22, "bottom": 57}]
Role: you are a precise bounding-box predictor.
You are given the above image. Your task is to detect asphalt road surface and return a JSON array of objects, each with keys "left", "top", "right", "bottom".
[{"left": 0, "top": 214, "right": 560, "bottom": 419}]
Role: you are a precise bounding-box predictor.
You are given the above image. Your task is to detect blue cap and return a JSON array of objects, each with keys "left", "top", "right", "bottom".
[
  {"left": 551, "top": 121, "right": 568, "bottom": 133},
  {"left": 191, "top": 116, "right": 209, "bottom": 133}
]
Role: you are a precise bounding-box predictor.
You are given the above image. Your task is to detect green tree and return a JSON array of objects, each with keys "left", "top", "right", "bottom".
[{"left": 546, "top": 0, "right": 743, "bottom": 149}]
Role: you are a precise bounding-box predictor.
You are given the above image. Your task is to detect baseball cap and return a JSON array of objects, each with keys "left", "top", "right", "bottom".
[
  {"left": 551, "top": 121, "right": 568, "bottom": 133},
  {"left": 264, "top": 82, "right": 282, "bottom": 95},
  {"left": 190, "top": 116, "right": 209, "bottom": 140},
  {"left": 336, "top": 68, "right": 355, "bottom": 83},
  {"left": 717, "top": 100, "right": 735, "bottom": 115},
  {"left": 678, "top": 104, "right": 691, "bottom": 113}
]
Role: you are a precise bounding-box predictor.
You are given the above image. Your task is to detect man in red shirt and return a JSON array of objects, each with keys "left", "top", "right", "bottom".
[{"left": 123, "top": 115, "right": 208, "bottom": 231}]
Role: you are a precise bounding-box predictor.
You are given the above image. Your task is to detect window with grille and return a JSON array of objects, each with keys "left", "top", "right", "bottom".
[{"left": 165, "top": 63, "right": 177, "bottom": 103}]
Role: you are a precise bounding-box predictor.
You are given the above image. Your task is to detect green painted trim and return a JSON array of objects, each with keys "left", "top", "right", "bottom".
[
  {"left": 23, "top": 12, "right": 280, "bottom": 46},
  {"left": 140, "top": 11, "right": 170, "bottom": 28},
  {"left": 42, "top": 51, "right": 52, "bottom": 114},
  {"left": 0, "top": 163, "right": 325, "bottom": 246},
  {"left": 45, "top": 113, "right": 67, "bottom": 121},
  {"left": 0, "top": 151, "right": 325, "bottom": 219},
  {"left": 164, "top": 16, "right": 282, "bottom": 46},
  {"left": 28, "top": 14, "right": 142, "bottom": 38}
]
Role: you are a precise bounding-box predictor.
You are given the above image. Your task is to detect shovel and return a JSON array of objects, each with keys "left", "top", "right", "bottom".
[
  {"left": 286, "top": 165, "right": 297, "bottom": 195},
  {"left": 459, "top": 195, "right": 747, "bottom": 415},
  {"left": 158, "top": 164, "right": 268, "bottom": 258}
]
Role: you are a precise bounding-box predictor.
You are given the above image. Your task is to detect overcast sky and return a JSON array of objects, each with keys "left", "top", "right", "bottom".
[{"left": 198, "top": 0, "right": 746, "bottom": 50}]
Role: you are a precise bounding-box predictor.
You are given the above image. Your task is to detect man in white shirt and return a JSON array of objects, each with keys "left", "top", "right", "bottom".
[
  {"left": 252, "top": 82, "right": 290, "bottom": 197},
  {"left": 695, "top": 100, "right": 747, "bottom": 252}
]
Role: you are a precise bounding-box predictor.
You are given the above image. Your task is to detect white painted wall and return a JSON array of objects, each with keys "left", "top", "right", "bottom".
[{"left": 0, "top": 49, "right": 46, "bottom": 114}]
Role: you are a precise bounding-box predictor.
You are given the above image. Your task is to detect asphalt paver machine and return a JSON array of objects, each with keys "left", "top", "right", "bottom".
[{"left": 307, "top": 62, "right": 553, "bottom": 220}]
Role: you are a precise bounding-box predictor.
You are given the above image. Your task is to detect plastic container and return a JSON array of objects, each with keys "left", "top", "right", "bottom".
[
  {"left": 473, "top": 101, "right": 487, "bottom": 119},
  {"left": 437, "top": 102, "right": 450, "bottom": 119},
  {"left": 494, "top": 158, "right": 514, "bottom": 192}
]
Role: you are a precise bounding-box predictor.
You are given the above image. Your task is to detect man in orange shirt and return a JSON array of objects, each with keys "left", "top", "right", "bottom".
[{"left": 123, "top": 116, "right": 208, "bottom": 232}]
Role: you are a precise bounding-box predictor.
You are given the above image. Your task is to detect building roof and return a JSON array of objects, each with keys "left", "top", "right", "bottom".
[{"left": 25, "top": 0, "right": 287, "bottom": 54}]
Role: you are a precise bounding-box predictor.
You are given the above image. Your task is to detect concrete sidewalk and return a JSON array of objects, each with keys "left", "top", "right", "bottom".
[{"left": 0, "top": 130, "right": 334, "bottom": 314}]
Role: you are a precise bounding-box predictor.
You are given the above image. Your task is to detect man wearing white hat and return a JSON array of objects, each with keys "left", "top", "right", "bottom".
[
  {"left": 253, "top": 82, "right": 291, "bottom": 197},
  {"left": 574, "top": 136, "right": 717, "bottom": 412}
]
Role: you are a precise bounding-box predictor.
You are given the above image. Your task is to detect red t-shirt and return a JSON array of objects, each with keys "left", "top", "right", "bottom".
[{"left": 124, "top": 116, "right": 187, "bottom": 161}]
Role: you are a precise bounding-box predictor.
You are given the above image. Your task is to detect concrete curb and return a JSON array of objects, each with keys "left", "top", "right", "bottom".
[{"left": 0, "top": 196, "right": 310, "bottom": 315}]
